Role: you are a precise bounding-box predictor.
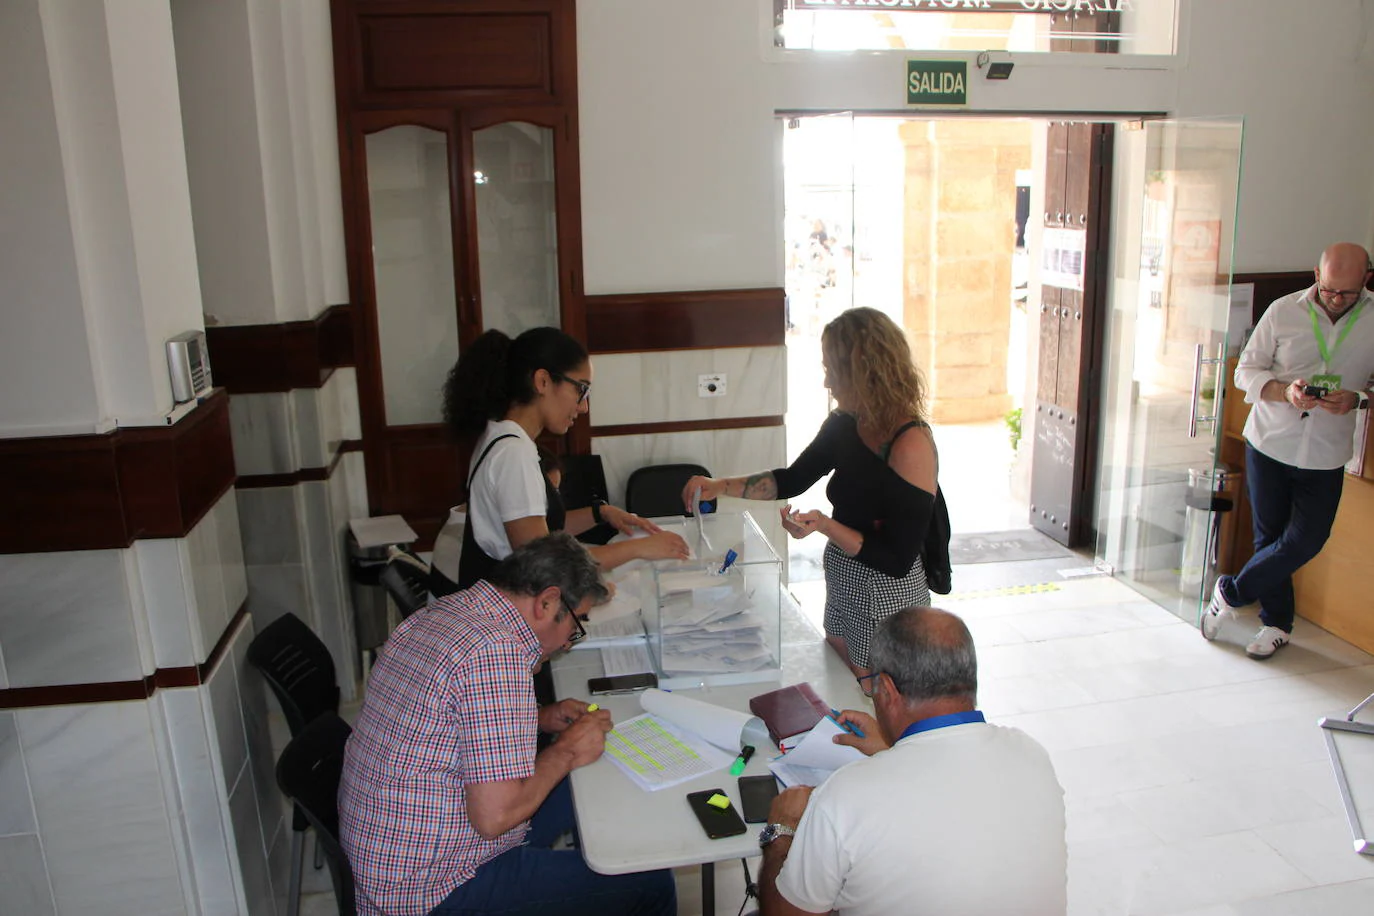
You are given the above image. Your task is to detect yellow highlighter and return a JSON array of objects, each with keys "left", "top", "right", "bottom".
[{"left": 586, "top": 703, "right": 600, "bottom": 713}]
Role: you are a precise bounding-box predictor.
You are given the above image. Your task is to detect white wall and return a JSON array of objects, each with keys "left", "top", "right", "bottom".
[{"left": 578, "top": 0, "right": 1374, "bottom": 295}]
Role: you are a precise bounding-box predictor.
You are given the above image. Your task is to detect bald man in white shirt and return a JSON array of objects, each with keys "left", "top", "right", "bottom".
[{"left": 1202, "top": 243, "right": 1374, "bottom": 658}]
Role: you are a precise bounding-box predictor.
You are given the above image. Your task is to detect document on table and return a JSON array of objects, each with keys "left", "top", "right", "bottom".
[
  {"left": 603, "top": 713, "right": 734, "bottom": 792},
  {"left": 601, "top": 642, "right": 656, "bottom": 677},
  {"left": 768, "top": 716, "right": 866, "bottom": 788}
]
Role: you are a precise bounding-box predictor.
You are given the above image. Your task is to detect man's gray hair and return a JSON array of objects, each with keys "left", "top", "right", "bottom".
[
  {"left": 868, "top": 607, "right": 977, "bottom": 704},
  {"left": 485, "top": 532, "right": 609, "bottom": 608}
]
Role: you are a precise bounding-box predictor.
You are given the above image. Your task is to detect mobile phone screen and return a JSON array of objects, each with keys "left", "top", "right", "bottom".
[
  {"left": 685, "top": 788, "right": 748, "bottom": 839},
  {"left": 738, "top": 774, "right": 780, "bottom": 823},
  {"left": 587, "top": 672, "right": 659, "bottom": 695}
]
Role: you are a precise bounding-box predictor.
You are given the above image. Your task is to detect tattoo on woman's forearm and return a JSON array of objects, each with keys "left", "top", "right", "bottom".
[{"left": 741, "top": 472, "right": 778, "bottom": 500}]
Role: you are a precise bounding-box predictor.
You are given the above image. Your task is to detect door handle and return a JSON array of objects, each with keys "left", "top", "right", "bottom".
[
  {"left": 1188, "top": 343, "right": 1205, "bottom": 439},
  {"left": 1189, "top": 342, "right": 1227, "bottom": 438}
]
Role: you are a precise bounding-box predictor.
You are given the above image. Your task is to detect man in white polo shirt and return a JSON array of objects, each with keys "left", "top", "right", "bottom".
[
  {"left": 1202, "top": 243, "right": 1374, "bottom": 659},
  {"left": 756, "top": 607, "right": 1066, "bottom": 916}
]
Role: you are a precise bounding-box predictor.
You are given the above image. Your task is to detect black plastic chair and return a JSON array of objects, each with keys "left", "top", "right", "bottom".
[
  {"left": 625, "top": 463, "right": 712, "bottom": 518},
  {"left": 247, "top": 613, "right": 340, "bottom": 916},
  {"left": 379, "top": 548, "right": 429, "bottom": 619},
  {"left": 560, "top": 453, "right": 618, "bottom": 545},
  {"left": 276, "top": 713, "right": 356, "bottom": 916}
]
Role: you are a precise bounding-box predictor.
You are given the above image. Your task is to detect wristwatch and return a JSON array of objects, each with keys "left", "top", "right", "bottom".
[
  {"left": 590, "top": 499, "right": 607, "bottom": 524},
  {"left": 1358, "top": 392, "right": 1370, "bottom": 411},
  {"left": 758, "top": 822, "right": 796, "bottom": 848}
]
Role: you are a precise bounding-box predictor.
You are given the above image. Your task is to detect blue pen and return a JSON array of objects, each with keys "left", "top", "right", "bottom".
[
  {"left": 718, "top": 547, "right": 739, "bottom": 575},
  {"left": 830, "top": 710, "right": 865, "bottom": 738}
]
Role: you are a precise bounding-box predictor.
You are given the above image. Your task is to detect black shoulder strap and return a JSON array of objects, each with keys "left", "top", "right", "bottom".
[{"left": 467, "top": 433, "right": 519, "bottom": 489}]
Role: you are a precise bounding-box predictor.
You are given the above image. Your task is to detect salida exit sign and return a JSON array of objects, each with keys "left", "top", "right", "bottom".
[{"left": 907, "top": 60, "right": 968, "bottom": 107}]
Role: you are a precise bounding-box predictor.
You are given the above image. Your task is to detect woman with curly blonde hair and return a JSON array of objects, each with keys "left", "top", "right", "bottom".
[{"left": 683, "top": 308, "right": 943, "bottom": 676}]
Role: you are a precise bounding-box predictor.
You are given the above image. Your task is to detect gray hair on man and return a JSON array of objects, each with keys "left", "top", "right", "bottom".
[
  {"left": 867, "top": 607, "right": 978, "bottom": 704},
  {"left": 485, "top": 531, "right": 610, "bottom": 608}
]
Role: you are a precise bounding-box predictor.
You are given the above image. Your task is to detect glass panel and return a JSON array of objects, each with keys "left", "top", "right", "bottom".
[
  {"left": 473, "top": 122, "right": 560, "bottom": 335},
  {"left": 775, "top": 0, "right": 1176, "bottom": 55},
  {"left": 367, "top": 125, "right": 458, "bottom": 427},
  {"left": 1095, "top": 118, "right": 1244, "bottom": 623}
]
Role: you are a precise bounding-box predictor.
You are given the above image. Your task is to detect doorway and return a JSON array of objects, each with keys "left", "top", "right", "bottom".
[{"left": 780, "top": 113, "right": 1096, "bottom": 602}]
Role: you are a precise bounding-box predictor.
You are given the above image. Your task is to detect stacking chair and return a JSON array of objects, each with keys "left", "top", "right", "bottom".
[
  {"left": 379, "top": 546, "right": 429, "bottom": 618},
  {"left": 275, "top": 713, "right": 356, "bottom": 916},
  {"left": 247, "top": 613, "right": 340, "bottom": 916},
  {"left": 624, "top": 463, "right": 712, "bottom": 519}
]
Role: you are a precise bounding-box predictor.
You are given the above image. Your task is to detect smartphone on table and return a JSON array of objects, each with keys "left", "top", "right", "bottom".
[
  {"left": 587, "top": 672, "right": 659, "bottom": 695},
  {"left": 685, "top": 788, "right": 748, "bottom": 839},
  {"left": 738, "top": 774, "right": 780, "bottom": 824}
]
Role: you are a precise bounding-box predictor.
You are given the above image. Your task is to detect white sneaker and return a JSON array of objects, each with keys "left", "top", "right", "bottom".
[
  {"left": 1200, "top": 578, "right": 1239, "bottom": 641},
  {"left": 1246, "top": 625, "right": 1290, "bottom": 660}
]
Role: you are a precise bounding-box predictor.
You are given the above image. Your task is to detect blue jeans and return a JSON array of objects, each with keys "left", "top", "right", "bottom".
[
  {"left": 1218, "top": 445, "right": 1344, "bottom": 633},
  {"left": 429, "top": 780, "right": 677, "bottom": 916}
]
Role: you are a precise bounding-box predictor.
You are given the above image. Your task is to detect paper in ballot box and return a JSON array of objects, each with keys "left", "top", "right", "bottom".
[{"left": 637, "top": 510, "right": 782, "bottom": 688}]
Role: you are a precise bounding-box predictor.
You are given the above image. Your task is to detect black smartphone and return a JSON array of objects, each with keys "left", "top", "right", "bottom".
[
  {"left": 587, "top": 672, "right": 659, "bottom": 695},
  {"left": 738, "top": 774, "right": 780, "bottom": 824},
  {"left": 1304, "top": 384, "right": 1327, "bottom": 399},
  {"left": 685, "top": 788, "right": 748, "bottom": 839}
]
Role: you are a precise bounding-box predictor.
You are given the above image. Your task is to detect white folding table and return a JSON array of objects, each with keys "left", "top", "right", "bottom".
[{"left": 550, "top": 591, "right": 866, "bottom": 916}]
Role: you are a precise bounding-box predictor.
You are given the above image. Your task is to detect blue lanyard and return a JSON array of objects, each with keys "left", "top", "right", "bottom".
[{"left": 897, "top": 710, "right": 986, "bottom": 742}]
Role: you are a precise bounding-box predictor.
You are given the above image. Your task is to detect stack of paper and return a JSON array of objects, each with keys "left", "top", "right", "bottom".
[
  {"left": 655, "top": 571, "right": 773, "bottom": 675},
  {"left": 768, "top": 716, "right": 866, "bottom": 788},
  {"left": 601, "top": 689, "right": 763, "bottom": 791}
]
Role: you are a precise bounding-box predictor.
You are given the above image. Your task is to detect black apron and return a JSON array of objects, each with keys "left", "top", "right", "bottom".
[{"left": 443, "top": 432, "right": 565, "bottom": 707}]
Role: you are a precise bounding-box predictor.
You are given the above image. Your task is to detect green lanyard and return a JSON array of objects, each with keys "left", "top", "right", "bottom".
[{"left": 1308, "top": 298, "right": 1365, "bottom": 370}]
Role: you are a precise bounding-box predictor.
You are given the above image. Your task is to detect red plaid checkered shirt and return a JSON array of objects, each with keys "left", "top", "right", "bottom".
[{"left": 339, "top": 581, "right": 543, "bottom": 916}]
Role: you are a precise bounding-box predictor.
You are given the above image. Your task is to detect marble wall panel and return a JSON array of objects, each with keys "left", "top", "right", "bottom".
[
  {"left": 226, "top": 765, "right": 275, "bottom": 916},
  {"left": 590, "top": 346, "right": 786, "bottom": 427},
  {"left": 18, "top": 701, "right": 185, "bottom": 915},
  {"left": 0, "top": 834, "right": 55, "bottom": 916},
  {"left": 332, "top": 366, "right": 362, "bottom": 441},
  {"left": 301, "top": 480, "right": 353, "bottom": 695},
  {"left": 237, "top": 487, "right": 305, "bottom": 568},
  {"left": 159, "top": 687, "right": 241, "bottom": 916},
  {"left": 0, "top": 549, "right": 143, "bottom": 688},
  {"left": 0, "top": 711, "right": 37, "bottom": 835},
  {"left": 0, "top": 642, "right": 7, "bottom": 689},
  {"left": 290, "top": 387, "right": 327, "bottom": 470},
  {"left": 231, "top": 616, "right": 288, "bottom": 864},
  {"left": 204, "top": 627, "right": 249, "bottom": 798},
  {"left": 229, "top": 392, "right": 299, "bottom": 477},
  {"left": 136, "top": 537, "right": 196, "bottom": 669}
]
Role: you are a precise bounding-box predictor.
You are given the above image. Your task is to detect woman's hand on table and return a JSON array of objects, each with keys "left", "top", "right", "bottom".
[
  {"left": 681, "top": 475, "right": 726, "bottom": 511},
  {"left": 601, "top": 505, "right": 663, "bottom": 537},
  {"left": 832, "top": 709, "right": 888, "bottom": 757},
  {"left": 634, "top": 530, "right": 691, "bottom": 561}
]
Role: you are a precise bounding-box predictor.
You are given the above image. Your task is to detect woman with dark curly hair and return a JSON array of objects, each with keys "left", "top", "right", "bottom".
[
  {"left": 682, "top": 308, "right": 944, "bottom": 676},
  {"left": 435, "top": 327, "right": 690, "bottom": 597}
]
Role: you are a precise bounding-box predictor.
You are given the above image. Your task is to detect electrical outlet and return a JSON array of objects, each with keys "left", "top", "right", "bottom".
[{"left": 698, "top": 374, "right": 727, "bottom": 398}]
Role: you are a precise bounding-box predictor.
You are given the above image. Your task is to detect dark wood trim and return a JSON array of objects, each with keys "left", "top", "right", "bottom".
[
  {"left": 0, "top": 391, "right": 237, "bottom": 554},
  {"left": 204, "top": 304, "right": 355, "bottom": 394},
  {"left": 235, "top": 438, "right": 364, "bottom": 489},
  {"left": 1231, "top": 271, "right": 1318, "bottom": 325},
  {"left": 0, "top": 603, "right": 249, "bottom": 710},
  {"left": 584, "top": 288, "right": 785, "bottom": 354},
  {"left": 590, "top": 416, "right": 786, "bottom": 439}
]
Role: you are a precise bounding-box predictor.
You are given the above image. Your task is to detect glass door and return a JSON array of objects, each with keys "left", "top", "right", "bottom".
[{"left": 1095, "top": 118, "right": 1244, "bottom": 622}]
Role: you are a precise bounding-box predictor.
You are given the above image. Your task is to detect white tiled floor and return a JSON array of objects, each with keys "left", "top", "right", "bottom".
[{"left": 302, "top": 562, "right": 1374, "bottom": 916}]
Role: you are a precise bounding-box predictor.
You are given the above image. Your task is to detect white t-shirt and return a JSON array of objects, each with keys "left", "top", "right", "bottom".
[
  {"left": 1237, "top": 286, "right": 1374, "bottom": 470},
  {"left": 776, "top": 720, "right": 1066, "bottom": 916},
  {"left": 466, "top": 420, "right": 546, "bottom": 562}
]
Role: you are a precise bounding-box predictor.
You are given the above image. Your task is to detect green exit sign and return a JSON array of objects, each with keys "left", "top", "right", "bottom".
[{"left": 907, "top": 60, "right": 968, "bottom": 107}]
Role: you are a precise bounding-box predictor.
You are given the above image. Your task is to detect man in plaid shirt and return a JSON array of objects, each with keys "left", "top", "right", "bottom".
[{"left": 339, "top": 532, "right": 676, "bottom": 915}]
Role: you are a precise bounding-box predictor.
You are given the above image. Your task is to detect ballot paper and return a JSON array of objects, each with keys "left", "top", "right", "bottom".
[
  {"left": 601, "top": 642, "right": 656, "bottom": 677},
  {"left": 768, "top": 716, "right": 866, "bottom": 788},
  {"left": 600, "top": 688, "right": 766, "bottom": 791}
]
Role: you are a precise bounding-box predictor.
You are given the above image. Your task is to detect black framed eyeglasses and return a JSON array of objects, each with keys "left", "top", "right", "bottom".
[
  {"left": 1318, "top": 287, "right": 1363, "bottom": 301},
  {"left": 856, "top": 671, "right": 882, "bottom": 697},
  {"left": 559, "top": 593, "right": 589, "bottom": 645},
  {"left": 552, "top": 372, "right": 592, "bottom": 404}
]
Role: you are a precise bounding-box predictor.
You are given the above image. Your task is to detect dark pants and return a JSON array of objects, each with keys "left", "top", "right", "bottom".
[
  {"left": 1219, "top": 444, "right": 1344, "bottom": 633},
  {"left": 430, "top": 780, "right": 677, "bottom": 916}
]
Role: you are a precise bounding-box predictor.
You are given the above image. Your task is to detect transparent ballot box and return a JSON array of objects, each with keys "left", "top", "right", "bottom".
[{"left": 637, "top": 510, "right": 782, "bottom": 688}]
